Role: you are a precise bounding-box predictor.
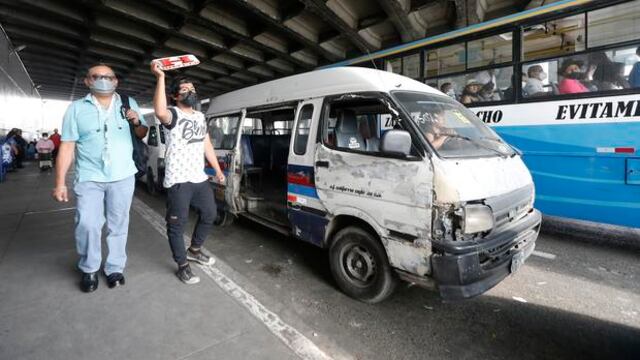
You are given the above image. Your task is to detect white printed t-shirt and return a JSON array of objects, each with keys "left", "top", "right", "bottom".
[{"left": 162, "top": 106, "right": 208, "bottom": 188}]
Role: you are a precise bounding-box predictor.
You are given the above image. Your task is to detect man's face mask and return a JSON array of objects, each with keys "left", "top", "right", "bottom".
[
  {"left": 539, "top": 72, "right": 548, "bottom": 81},
  {"left": 89, "top": 74, "right": 116, "bottom": 95},
  {"left": 178, "top": 90, "right": 198, "bottom": 107}
]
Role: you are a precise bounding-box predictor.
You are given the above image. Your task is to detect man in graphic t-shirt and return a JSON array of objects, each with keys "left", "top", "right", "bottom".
[{"left": 151, "top": 62, "right": 225, "bottom": 284}]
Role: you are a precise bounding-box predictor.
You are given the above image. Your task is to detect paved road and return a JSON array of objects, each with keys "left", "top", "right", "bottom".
[{"left": 136, "top": 186, "right": 640, "bottom": 360}]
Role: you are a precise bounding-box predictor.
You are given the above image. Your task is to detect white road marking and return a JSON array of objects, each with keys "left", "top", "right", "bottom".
[
  {"left": 532, "top": 250, "right": 557, "bottom": 260},
  {"left": 131, "top": 198, "right": 333, "bottom": 360},
  {"left": 24, "top": 207, "right": 76, "bottom": 215}
]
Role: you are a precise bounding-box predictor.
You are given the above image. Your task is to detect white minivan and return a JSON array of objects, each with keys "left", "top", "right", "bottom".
[
  {"left": 141, "top": 112, "right": 166, "bottom": 194},
  {"left": 206, "top": 67, "right": 541, "bottom": 303}
]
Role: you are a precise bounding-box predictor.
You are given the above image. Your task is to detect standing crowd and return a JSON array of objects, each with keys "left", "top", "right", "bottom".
[{"left": 1, "top": 128, "right": 61, "bottom": 175}]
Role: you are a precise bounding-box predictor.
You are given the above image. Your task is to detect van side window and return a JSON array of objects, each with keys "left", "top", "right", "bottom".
[
  {"left": 147, "top": 126, "right": 158, "bottom": 147},
  {"left": 293, "top": 105, "right": 313, "bottom": 155},
  {"left": 322, "top": 97, "right": 390, "bottom": 154},
  {"left": 208, "top": 115, "right": 241, "bottom": 149}
]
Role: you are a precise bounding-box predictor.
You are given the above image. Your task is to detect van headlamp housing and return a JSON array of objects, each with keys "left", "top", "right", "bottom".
[{"left": 462, "top": 204, "right": 494, "bottom": 234}]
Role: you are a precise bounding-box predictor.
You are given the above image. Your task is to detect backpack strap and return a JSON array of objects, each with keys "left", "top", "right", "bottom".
[{"left": 120, "top": 93, "right": 131, "bottom": 121}]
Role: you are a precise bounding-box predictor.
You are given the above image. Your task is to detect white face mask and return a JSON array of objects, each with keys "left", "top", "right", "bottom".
[
  {"left": 90, "top": 78, "right": 116, "bottom": 95},
  {"left": 539, "top": 72, "right": 548, "bottom": 81},
  {"left": 446, "top": 90, "right": 456, "bottom": 98}
]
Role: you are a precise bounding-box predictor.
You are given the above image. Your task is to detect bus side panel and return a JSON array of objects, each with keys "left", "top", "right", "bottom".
[{"left": 494, "top": 122, "right": 640, "bottom": 228}]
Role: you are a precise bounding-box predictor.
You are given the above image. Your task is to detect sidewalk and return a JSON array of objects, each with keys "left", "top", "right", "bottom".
[{"left": 0, "top": 163, "right": 299, "bottom": 360}]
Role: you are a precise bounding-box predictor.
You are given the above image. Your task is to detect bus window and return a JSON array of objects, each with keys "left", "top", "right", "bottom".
[
  {"left": 588, "top": 0, "right": 640, "bottom": 48},
  {"left": 425, "top": 43, "right": 465, "bottom": 77},
  {"left": 385, "top": 58, "right": 401, "bottom": 74},
  {"left": 467, "top": 32, "right": 513, "bottom": 69},
  {"left": 522, "top": 14, "right": 585, "bottom": 61},
  {"left": 403, "top": 53, "right": 421, "bottom": 79},
  {"left": 522, "top": 44, "right": 638, "bottom": 98},
  {"left": 434, "top": 66, "right": 514, "bottom": 105}
]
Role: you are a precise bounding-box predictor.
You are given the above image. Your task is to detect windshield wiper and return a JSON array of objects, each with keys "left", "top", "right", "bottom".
[
  {"left": 479, "top": 137, "right": 519, "bottom": 157},
  {"left": 445, "top": 134, "right": 511, "bottom": 157}
]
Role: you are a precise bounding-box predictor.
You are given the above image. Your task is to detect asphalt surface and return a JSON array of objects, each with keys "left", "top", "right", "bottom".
[{"left": 135, "top": 185, "right": 640, "bottom": 360}]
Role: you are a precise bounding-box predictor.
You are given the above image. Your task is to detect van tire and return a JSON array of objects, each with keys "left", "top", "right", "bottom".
[
  {"left": 146, "top": 168, "right": 157, "bottom": 195},
  {"left": 329, "top": 226, "right": 397, "bottom": 303}
]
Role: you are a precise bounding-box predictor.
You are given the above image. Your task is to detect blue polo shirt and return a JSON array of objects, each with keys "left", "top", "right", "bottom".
[{"left": 61, "top": 93, "right": 145, "bottom": 183}]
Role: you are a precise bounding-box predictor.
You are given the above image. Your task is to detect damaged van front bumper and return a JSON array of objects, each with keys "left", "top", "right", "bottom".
[{"left": 430, "top": 209, "right": 541, "bottom": 300}]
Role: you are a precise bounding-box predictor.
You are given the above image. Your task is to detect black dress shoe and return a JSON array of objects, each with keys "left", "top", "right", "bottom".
[
  {"left": 106, "top": 273, "right": 125, "bottom": 288},
  {"left": 80, "top": 272, "right": 98, "bottom": 293}
]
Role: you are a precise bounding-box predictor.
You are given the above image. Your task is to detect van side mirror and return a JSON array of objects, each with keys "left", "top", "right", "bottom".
[{"left": 381, "top": 130, "right": 411, "bottom": 157}]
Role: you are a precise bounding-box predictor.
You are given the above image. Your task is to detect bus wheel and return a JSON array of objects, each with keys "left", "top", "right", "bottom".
[
  {"left": 214, "top": 209, "right": 234, "bottom": 226},
  {"left": 146, "top": 168, "right": 156, "bottom": 195},
  {"left": 329, "top": 226, "right": 397, "bottom": 303}
]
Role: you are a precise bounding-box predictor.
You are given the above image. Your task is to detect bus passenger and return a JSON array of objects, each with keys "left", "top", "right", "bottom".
[
  {"left": 627, "top": 47, "right": 640, "bottom": 88},
  {"left": 460, "top": 80, "right": 482, "bottom": 104},
  {"left": 594, "top": 61, "right": 628, "bottom": 90},
  {"left": 479, "top": 81, "right": 500, "bottom": 102},
  {"left": 558, "top": 59, "right": 589, "bottom": 94},
  {"left": 440, "top": 82, "right": 456, "bottom": 99},
  {"left": 524, "top": 65, "right": 547, "bottom": 96}
]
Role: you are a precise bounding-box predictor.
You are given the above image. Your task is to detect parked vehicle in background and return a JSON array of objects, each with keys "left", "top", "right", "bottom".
[{"left": 140, "top": 112, "right": 166, "bottom": 194}]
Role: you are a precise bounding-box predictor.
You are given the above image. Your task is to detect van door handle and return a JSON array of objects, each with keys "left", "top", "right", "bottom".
[{"left": 316, "top": 161, "right": 329, "bottom": 168}]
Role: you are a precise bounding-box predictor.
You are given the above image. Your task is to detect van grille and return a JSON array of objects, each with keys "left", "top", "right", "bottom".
[{"left": 484, "top": 185, "right": 534, "bottom": 231}]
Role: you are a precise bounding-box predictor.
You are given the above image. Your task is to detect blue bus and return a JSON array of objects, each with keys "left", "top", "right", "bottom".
[{"left": 324, "top": 0, "right": 640, "bottom": 229}]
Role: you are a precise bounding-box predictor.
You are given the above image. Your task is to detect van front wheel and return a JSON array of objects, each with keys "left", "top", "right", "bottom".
[{"left": 329, "top": 226, "right": 397, "bottom": 303}]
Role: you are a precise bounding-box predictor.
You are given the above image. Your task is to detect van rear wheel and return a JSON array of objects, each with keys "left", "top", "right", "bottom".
[{"left": 329, "top": 226, "right": 397, "bottom": 303}]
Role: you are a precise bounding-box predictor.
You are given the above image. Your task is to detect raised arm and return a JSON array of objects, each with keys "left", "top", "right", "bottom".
[{"left": 151, "top": 61, "right": 172, "bottom": 125}]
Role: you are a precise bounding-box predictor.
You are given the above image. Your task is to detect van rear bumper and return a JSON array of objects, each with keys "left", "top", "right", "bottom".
[{"left": 430, "top": 209, "right": 541, "bottom": 300}]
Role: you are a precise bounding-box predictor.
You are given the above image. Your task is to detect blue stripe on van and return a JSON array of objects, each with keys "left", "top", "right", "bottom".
[{"left": 287, "top": 183, "right": 319, "bottom": 199}]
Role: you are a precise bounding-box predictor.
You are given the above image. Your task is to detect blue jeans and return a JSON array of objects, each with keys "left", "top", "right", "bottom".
[{"left": 73, "top": 176, "right": 135, "bottom": 275}]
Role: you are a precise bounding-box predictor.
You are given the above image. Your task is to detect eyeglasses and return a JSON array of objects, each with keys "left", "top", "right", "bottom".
[{"left": 90, "top": 74, "right": 116, "bottom": 81}]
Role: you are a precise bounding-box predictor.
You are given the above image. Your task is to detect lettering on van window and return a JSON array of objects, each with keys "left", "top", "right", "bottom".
[
  {"left": 475, "top": 110, "right": 503, "bottom": 123},
  {"left": 555, "top": 101, "right": 640, "bottom": 120},
  {"left": 329, "top": 184, "right": 382, "bottom": 198}
]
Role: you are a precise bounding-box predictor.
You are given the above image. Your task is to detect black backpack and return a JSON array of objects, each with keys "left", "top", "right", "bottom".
[{"left": 120, "top": 94, "right": 148, "bottom": 178}]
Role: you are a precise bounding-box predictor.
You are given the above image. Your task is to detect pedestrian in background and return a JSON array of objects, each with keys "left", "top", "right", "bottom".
[
  {"left": 50, "top": 128, "right": 61, "bottom": 160},
  {"left": 53, "top": 63, "right": 148, "bottom": 293}
]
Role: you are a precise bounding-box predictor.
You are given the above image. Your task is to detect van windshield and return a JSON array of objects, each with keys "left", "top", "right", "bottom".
[{"left": 392, "top": 91, "right": 514, "bottom": 158}]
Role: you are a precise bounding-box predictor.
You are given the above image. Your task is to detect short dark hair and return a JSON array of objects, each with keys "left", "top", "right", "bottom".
[
  {"left": 169, "top": 76, "right": 195, "bottom": 96},
  {"left": 42, "top": 132, "right": 48, "bottom": 137},
  {"left": 86, "top": 62, "right": 115, "bottom": 77}
]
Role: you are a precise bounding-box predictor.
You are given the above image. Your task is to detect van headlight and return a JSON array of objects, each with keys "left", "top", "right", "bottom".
[{"left": 462, "top": 204, "right": 494, "bottom": 234}]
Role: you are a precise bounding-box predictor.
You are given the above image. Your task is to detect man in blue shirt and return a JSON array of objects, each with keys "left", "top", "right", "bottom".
[{"left": 53, "top": 63, "right": 147, "bottom": 292}]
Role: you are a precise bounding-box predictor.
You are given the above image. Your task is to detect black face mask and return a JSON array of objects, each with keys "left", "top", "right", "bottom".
[
  {"left": 178, "top": 91, "right": 198, "bottom": 107},
  {"left": 565, "top": 72, "right": 586, "bottom": 80}
]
